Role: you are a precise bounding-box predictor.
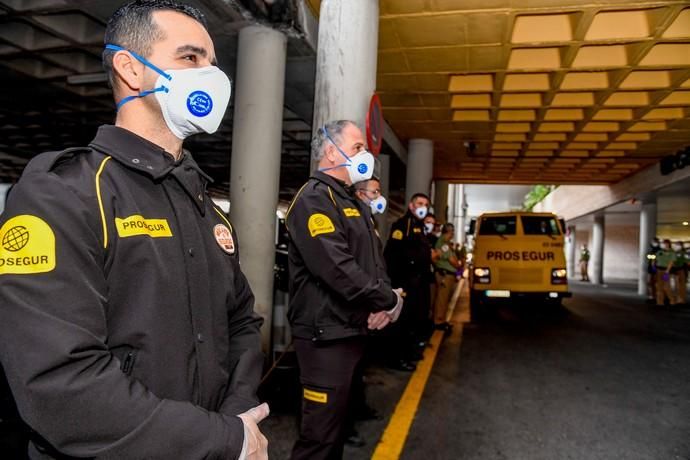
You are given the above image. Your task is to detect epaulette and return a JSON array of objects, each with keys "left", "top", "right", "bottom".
[{"left": 22, "top": 147, "right": 93, "bottom": 174}]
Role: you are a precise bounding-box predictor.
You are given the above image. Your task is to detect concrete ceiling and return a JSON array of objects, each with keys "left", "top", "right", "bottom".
[
  {"left": 309, "top": 0, "right": 690, "bottom": 185},
  {"left": 0, "top": 0, "right": 317, "bottom": 198}
]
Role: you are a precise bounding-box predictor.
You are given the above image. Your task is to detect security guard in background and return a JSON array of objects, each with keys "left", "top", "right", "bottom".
[
  {"left": 579, "top": 244, "right": 591, "bottom": 281},
  {"left": 0, "top": 2, "right": 267, "bottom": 458},
  {"left": 286, "top": 120, "right": 403, "bottom": 460},
  {"left": 433, "top": 223, "right": 460, "bottom": 332},
  {"left": 384, "top": 193, "right": 434, "bottom": 368},
  {"left": 673, "top": 241, "right": 687, "bottom": 305},
  {"left": 655, "top": 239, "right": 676, "bottom": 307}
]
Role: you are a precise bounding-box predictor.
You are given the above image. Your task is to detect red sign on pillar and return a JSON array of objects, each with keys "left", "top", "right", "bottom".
[{"left": 366, "top": 93, "right": 384, "bottom": 156}]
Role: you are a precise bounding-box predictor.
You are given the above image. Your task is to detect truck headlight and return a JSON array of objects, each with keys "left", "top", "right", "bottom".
[
  {"left": 474, "top": 267, "right": 491, "bottom": 283},
  {"left": 551, "top": 268, "right": 567, "bottom": 284}
]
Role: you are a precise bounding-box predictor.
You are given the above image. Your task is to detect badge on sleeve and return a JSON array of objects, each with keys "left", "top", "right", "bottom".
[
  {"left": 213, "top": 224, "right": 235, "bottom": 254},
  {"left": 391, "top": 229, "right": 403, "bottom": 240},
  {"left": 308, "top": 213, "right": 335, "bottom": 237},
  {"left": 0, "top": 215, "right": 56, "bottom": 275}
]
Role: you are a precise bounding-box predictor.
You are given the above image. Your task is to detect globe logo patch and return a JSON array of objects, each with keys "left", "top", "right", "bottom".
[
  {"left": 2, "top": 226, "right": 29, "bottom": 252},
  {"left": 0, "top": 215, "right": 55, "bottom": 275},
  {"left": 187, "top": 90, "right": 213, "bottom": 117},
  {"left": 357, "top": 163, "right": 368, "bottom": 174}
]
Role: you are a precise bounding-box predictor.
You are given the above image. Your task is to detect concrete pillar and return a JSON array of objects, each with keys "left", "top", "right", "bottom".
[
  {"left": 434, "top": 180, "right": 449, "bottom": 223},
  {"left": 406, "top": 139, "right": 434, "bottom": 203},
  {"left": 311, "top": 0, "right": 379, "bottom": 171},
  {"left": 451, "top": 184, "right": 467, "bottom": 245},
  {"left": 638, "top": 202, "right": 657, "bottom": 296},
  {"left": 566, "top": 225, "right": 577, "bottom": 279},
  {"left": 591, "top": 214, "right": 605, "bottom": 285},
  {"left": 376, "top": 153, "right": 391, "bottom": 239},
  {"left": 230, "top": 26, "right": 287, "bottom": 352}
]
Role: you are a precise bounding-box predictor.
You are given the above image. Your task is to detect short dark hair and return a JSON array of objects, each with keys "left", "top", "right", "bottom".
[
  {"left": 410, "top": 193, "right": 430, "bottom": 203},
  {"left": 103, "top": 0, "right": 207, "bottom": 91},
  {"left": 442, "top": 223, "right": 454, "bottom": 234},
  {"left": 425, "top": 212, "right": 436, "bottom": 219}
]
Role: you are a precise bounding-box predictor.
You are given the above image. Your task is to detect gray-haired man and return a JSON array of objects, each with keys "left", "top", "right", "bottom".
[{"left": 286, "top": 120, "right": 402, "bottom": 459}]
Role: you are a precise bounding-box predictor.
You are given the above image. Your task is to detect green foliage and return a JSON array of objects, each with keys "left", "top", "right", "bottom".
[{"left": 523, "top": 185, "right": 556, "bottom": 211}]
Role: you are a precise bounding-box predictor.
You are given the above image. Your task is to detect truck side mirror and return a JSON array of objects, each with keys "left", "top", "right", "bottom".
[
  {"left": 558, "top": 218, "right": 566, "bottom": 234},
  {"left": 468, "top": 219, "right": 476, "bottom": 235}
]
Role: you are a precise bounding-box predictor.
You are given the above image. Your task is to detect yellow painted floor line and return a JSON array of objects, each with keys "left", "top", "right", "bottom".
[
  {"left": 370, "top": 329, "right": 444, "bottom": 460},
  {"left": 371, "top": 278, "right": 469, "bottom": 460}
]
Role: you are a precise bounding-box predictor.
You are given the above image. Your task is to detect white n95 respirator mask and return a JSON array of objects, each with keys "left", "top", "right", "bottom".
[
  {"left": 370, "top": 196, "right": 387, "bottom": 214},
  {"left": 318, "top": 126, "right": 375, "bottom": 184},
  {"left": 106, "top": 44, "right": 232, "bottom": 139}
]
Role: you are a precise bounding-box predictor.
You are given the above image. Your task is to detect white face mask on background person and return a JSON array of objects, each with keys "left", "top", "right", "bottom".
[
  {"left": 415, "top": 206, "right": 428, "bottom": 220},
  {"left": 369, "top": 196, "right": 387, "bottom": 215},
  {"left": 424, "top": 222, "right": 434, "bottom": 234},
  {"left": 106, "top": 44, "right": 232, "bottom": 140},
  {"left": 319, "top": 127, "right": 375, "bottom": 184}
]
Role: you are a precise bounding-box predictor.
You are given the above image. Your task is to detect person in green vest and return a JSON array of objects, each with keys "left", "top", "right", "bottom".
[
  {"left": 579, "top": 244, "right": 590, "bottom": 282},
  {"left": 433, "top": 223, "right": 461, "bottom": 332},
  {"left": 655, "top": 239, "right": 676, "bottom": 307}
]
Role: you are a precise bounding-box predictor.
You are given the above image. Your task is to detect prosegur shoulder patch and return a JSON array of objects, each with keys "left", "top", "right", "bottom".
[
  {"left": 391, "top": 229, "right": 403, "bottom": 240},
  {"left": 308, "top": 213, "right": 335, "bottom": 237},
  {"left": 0, "top": 215, "right": 56, "bottom": 275}
]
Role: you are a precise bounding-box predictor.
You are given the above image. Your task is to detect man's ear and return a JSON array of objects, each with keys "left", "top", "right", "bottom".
[
  {"left": 111, "top": 50, "right": 145, "bottom": 93},
  {"left": 324, "top": 144, "right": 337, "bottom": 164}
]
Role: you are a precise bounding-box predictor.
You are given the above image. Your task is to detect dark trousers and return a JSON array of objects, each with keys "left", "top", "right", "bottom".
[
  {"left": 386, "top": 274, "right": 432, "bottom": 361},
  {"left": 291, "top": 336, "right": 366, "bottom": 460}
]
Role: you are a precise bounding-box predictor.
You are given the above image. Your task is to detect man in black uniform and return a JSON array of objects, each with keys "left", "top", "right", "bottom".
[
  {"left": 287, "top": 120, "right": 403, "bottom": 460},
  {"left": 0, "top": 2, "right": 267, "bottom": 459},
  {"left": 384, "top": 193, "right": 434, "bottom": 368}
]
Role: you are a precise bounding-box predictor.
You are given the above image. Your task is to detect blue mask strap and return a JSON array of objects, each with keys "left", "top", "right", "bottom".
[
  {"left": 106, "top": 44, "right": 173, "bottom": 111},
  {"left": 319, "top": 126, "right": 352, "bottom": 172},
  {"left": 115, "top": 86, "right": 169, "bottom": 110}
]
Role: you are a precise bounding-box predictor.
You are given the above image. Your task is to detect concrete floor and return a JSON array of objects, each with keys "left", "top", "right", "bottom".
[
  {"left": 262, "top": 280, "right": 690, "bottom": 460},
  {"left": 403, "top": 281, "right": 690, "bottom": 460}
]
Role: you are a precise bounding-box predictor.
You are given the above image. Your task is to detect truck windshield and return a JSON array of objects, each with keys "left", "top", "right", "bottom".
[
  {"left": 521, "top": 216, "right": 561, "bottom": 235},
  {"left": 479, "top": 216, "right": 516, "bottom": 236}
]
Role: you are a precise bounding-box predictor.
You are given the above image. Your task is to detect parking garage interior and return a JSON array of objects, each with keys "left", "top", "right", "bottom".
[{"left": 1, "top": 0, "right": 690, "bottom": 459}]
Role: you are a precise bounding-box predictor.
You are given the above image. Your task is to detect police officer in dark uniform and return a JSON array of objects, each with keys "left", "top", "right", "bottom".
[
  {"left": 0, "top": 2, "right": 268, "bottom": 458},
  {"left": 287, "top": 120, "right": 403, "bottom": 460},
  {"left": 384, "top": 193, "right": 434, "bottom": 369}
]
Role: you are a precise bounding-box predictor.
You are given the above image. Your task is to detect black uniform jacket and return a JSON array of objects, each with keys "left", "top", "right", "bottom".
[
  {"left": 286, "top": 171, "right": 397, "bottom": 341},
  {"left": 384, "top": 211, "right": 432, "bottom": 287},
  {"left": 0, "top": 126, "right": 263, "bottom": 459}
]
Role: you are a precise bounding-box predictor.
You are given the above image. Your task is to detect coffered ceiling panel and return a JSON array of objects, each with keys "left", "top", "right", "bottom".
[{"left": 372, "top": 0, "right": 690, "bottom": 184}]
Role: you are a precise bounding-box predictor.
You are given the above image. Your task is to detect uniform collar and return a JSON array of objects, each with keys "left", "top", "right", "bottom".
[
  {"left": 311, "top": 170, "right": 354, "bottom": 200},
  {"left": 89, "top": 125, "right": 213, "bottom": 214}
]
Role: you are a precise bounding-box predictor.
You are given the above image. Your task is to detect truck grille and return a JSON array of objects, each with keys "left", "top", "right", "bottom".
[{"left": 498, "top": 268, "right": 543, "bottom": 285}]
